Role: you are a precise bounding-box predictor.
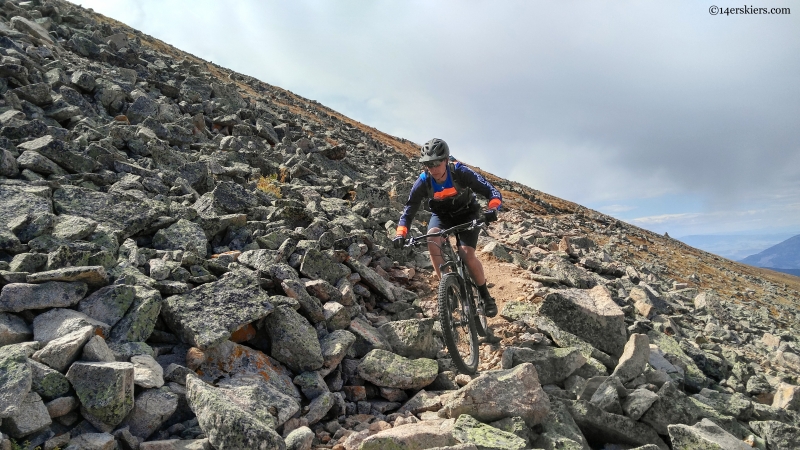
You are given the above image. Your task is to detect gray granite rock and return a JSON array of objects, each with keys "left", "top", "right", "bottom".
[
  {"left": 506, "top": 346, "right": 587, "bottom": 385},
  {"left": 78, "top": 284, "right": 137, "bottom": 328},
  {"left": 64, "top": 432, "right": 116, "bottom": 450},
  {"left": 109, "top": 286, "right": 162, "bottom": 343},
  {"left": 0, "top": 281, "right": 87, "bottom": 312},
  {"left": 452, "top": 414, "right": 527, "bottom": 450},
  {"left": 132, "top": 354, "right": 165, "bottom": 388},
  {"left": 304, "top": 391, "right": 335, "bottom": 425},
  {"left": 611, "top": 333, "right": 650, "bottom": 382},
  {"left": 538, "top": 286, "right": 627, "bottom": 357},
  {"left": 53, "top": 185, "right": 168, "bottom": 238},
  {"left": 26, "top": 265, "right": 109, "bottom": 287},
  {"left": 185, "top": 374, "right": 285, "bottom": 450},
  {"left": 622, "top": 388, "right": 659, "bottom": 421},
  {"left": 281, "top": 278, "right": 325, "bottom": 324},
  {"left": 29, "top": 359, "right": 70, "bottom": 399},
  {"left": 0, "top": 313, "right": 31, "bottom": 346},
  {"left": 668, "top": 418, "right": 751, "bottom": 450},
  {"left": 378, "top": 318, "right": 438, "bottom": 359},
  {"left": 32, "top": 325, "right": 94, "bottom": 372},
  {"left": 0, "top": 346, "right": 31, "bottom": 419},
  {"left": 66, "top": 362, "right": 135, "bottom": 430},
  {"left": 348, "top": 317, "right": 393, "bottom": 358},
  {"left": 536, "top": 398, "right": 590, "bottom": 450},
  {"left": 748, "top": 420, "right": 800, "bottom": 450},
  {"left": 358, "top": 349, "right": 437, "bottom": 390},
  {"left": 284, "top": 426, "right": 314, "bottom": 450},
  {"left": 562, "top": 399, "right": 669, "bottom": 450},
  {"left": 153, "top": 219, "right": 209, "bottom": 258},
  {"left": 161, "top": 272, "right": 272, "bottom": 349},
  {"left": 32, "top": 308, "right": 110, "bottom": 345},
  {"left": 439, "top": 362, "right": 551, "bottom": 426},
  {"left": 119, "top": 387, "right": 178, "bottom": 440},
  {"left": 299, "top": 249, "right": 350, "bottom": 285},
  {"left": 263, "top": 305, "right": 323, "bottom": 373},
  {"left": 1, "top": 391, "right": 51, "bottom": 438}
]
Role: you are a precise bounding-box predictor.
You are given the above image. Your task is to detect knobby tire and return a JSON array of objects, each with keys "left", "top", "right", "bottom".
[{"left": 438, "top": 272, "right": 479, "bottom": 374}]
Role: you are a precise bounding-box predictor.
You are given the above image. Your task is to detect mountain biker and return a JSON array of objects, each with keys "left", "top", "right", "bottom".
[{"left": 392, "top": 138, "right": 502, "bottom": 317}]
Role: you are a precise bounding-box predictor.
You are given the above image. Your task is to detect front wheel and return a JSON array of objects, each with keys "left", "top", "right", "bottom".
[
  {"left": 438, "top": 272, "right": 479, "bottom": 374},
  {"left": 467, "top": 278, "right": 488, "bottom": 337}
]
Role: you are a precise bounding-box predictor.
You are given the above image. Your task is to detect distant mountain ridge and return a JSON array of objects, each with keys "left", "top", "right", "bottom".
[
  {"left": 740, "top": 234, "right": 800, "bottom": 269},
  {"left": 678, "top": 233, "right": 796, "bottom": 260}
]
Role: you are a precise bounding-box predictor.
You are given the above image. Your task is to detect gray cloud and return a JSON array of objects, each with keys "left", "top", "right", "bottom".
[{"left": 76, "top": 0, "right": 800, "bottom": 234}]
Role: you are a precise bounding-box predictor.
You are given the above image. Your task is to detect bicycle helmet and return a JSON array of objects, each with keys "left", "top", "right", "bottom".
[{"left": 419, "top": 138, "right": 449, "bottom": 163}]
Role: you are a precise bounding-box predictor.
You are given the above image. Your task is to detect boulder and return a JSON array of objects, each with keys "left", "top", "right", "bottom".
[
  {"left": 452, "top": 414, "right": 527, "bottom": 450},
  {"left": 748, "top": 420, "right": 800, "bottom": 450},
  {"left": 263, "top": 305, "right": 323, "bottom": 373},
  {"left": 33, "top": 308, "right": 110, "bottom": 345},
  {"left": 319, "top": 329, "right": 356, "bottom": 374},
  {"left": 78, "top": 284, "right": 137, "bottom": 328},
  {"left": 505, "top": 346, "right": 586, "bottom": 385},
  {"left": 0, "top": 312, "right": 31, "bottom": 346},
  {"left": 622, "top": 388, "right": 659, "bottom": 421},
  {"left": 53, "top": 185, "right": 168, "bottom": 238},
  {"left": 346, "top": 258, "right": 395, "bottom": 301},
  {"left": 119, "top": 388, "right": 179, "bottom": 440},
  {"left": 66, "top": 362, "right": 135, "bottom": 431},
  {"left": 161, "top": 272, "right": 272, "bottom": 349},
  {"left": 109, "top": 286, "right": 162, "bottom": 343},
  {"left": 668, "top": 418, "right": 751, "bottom": 450},
  {"left": 0, "top": 281, "right": 87, "bottom": 312},
  {"left": 193, "top": 341, "right": 301, "bottom": 403},
  {"left": 32, "top": 325, "right": 94, "bottom": 372},
  {"left": 536, "top": 399, "right": 590, "bottom": 450},
  {"left": 185, "top": 374, "right": 285, "bottom": 450},
  {"left": 0, "top": 346, "right": 31, "bottom": 419},
  {"left": 561, "top": 399, "right": 668, "bottom": 450},
  {"left": 29, "top": 359, "right": 70, "bottom": 399},
  {"left": 153, "top": 219, "right": 209, "bottom": 257},
  {"left": 538, "top": 286, "right": 627, "bottom": 357},
  {"left": 347, "top": 317, "right": 393, "bottom": 358},
  {"left": 611, "top": 333, "right": 650, "bottom": 383},
  {"left": 378, "top": 318, "right": 438, "bottom": 359},
  {"left": 539, "top": 254, "right": 595, "bottom": 288},
  {"left": 1, "top": 392, "right": 51, "bottom": 438},
  {"left": 358, "top": 349, "right": 438, "bottom": 390},
  {"left": 132, "top": 354, "right": 165, "bottom": 388},
  {"left": 300, "top": 248, "right": 350, "bottom": 285},
  {"left": 439, "top": 363, "right": 550, "bottom": 426},
  {"left": 359, "top": 420, "right": 457, "bottom": 450}
]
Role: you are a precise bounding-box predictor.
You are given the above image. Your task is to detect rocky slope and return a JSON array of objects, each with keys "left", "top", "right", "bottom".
[{"left": 0, "top": 1, "right": 799, "bottom": 449}]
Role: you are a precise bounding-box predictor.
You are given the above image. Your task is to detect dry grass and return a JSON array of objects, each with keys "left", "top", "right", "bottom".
[{"left": 256, "top": 175, "right": 282, "bottom": 198}]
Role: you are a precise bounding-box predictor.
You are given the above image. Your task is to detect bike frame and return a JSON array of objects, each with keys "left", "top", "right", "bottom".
[{"left": 405, "top": 219, "right": 487, "bottom": 329}]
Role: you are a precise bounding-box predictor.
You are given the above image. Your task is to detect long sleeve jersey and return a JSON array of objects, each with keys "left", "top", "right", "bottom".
[{"left": 397, "top": 162, "right": 502, "bottom": 232}]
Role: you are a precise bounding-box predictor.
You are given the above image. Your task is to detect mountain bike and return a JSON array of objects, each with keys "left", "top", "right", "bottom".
[{"left": 403, "top": 210, "right": 496, "bottom": 374}]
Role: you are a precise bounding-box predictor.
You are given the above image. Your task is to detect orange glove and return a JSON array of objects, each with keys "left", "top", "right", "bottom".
[
  {"left": 488, "top": 198, "right": 502, "bottom": 210},
  {"left": 395, "top": 226, "right": 408, "bottom": 237}
]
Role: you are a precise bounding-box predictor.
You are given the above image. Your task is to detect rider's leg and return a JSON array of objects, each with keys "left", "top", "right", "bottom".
[
  {"left": 428, "top": 229, "right": 445, "bottom": 280},
  {"left": 458, "top": 245, "right": 486, "bottom": 286}
]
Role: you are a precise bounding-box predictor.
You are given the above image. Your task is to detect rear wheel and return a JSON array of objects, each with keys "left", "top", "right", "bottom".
[{"left": 438, "top": 272, "right": 479, "bottom": 374}]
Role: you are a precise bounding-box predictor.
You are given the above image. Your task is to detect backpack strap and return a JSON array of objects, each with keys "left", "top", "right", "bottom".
[{"left": 426, "top": 162, "right": 461, "bottom": 199}]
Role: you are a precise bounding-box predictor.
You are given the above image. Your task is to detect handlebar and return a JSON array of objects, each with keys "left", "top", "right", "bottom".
[{"left": 403, "top": 210, "right": 497, "bottom": 248}]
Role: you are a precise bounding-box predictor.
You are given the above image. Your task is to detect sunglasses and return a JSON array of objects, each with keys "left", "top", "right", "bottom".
[{"left": 422, "top": 159, "right": 445, "bottom": 168}]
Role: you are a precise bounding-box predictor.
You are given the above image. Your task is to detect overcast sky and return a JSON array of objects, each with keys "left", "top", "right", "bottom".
[{"left": 73, "top": 0, "right": 800, "bottom": 238}]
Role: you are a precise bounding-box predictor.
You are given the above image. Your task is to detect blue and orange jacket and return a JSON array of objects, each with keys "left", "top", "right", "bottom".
[{"left": 396, "top": 162, "right": 502, "bottom": 236}]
